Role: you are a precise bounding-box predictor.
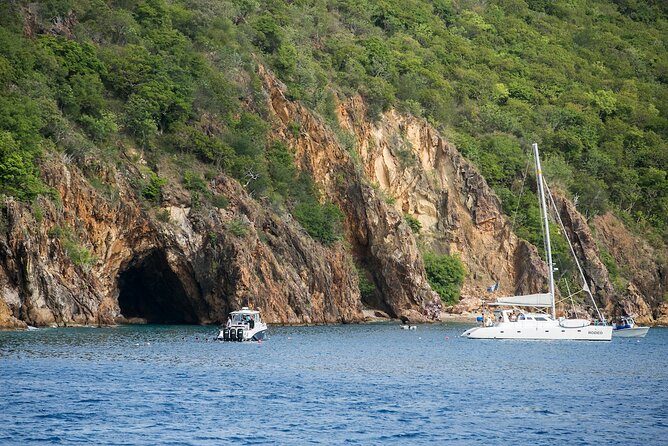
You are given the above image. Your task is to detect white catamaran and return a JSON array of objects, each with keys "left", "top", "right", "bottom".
[{"left": 462, "top": 143, "right": 613, "bottom": 341}]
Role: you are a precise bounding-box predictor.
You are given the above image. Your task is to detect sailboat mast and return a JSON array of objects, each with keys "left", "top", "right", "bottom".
[{"left": 533, "top": 143, "right": 557, "bottom": 319}]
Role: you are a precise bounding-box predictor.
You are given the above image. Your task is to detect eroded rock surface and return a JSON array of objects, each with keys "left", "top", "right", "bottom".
[
  {"left": 0, "top": 152, "right": 363, "bottom": 327},
  {"left": 1, "top": 66, "right": 665, "bottom": 328},
  {"left": 336, "top": 99, "right": 548, "bottom": 313}
]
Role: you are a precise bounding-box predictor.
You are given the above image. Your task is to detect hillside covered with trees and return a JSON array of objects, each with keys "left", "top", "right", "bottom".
[{"left": 0, "top": 0, "right": 667, "bottom": 307}]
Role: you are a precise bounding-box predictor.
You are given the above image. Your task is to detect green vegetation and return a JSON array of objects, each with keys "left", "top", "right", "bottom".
[
  {"left": 0, "top": 131, "right": 45, "bottom": 200},
  {"left": 227, "top": 218, "right": 249, "bottom": 237},
  {"left": 294, "top": 200, "right": 344, "bottom": 244},
  {"left": 32, "top": 203, "right": 44, "bottom": 223},
  {"left": 155, "top": 208, "right": 171, "bottom": 222},
  {"left": 0, "top": 0, "right": 341, "bottom": 243},
  {"left": 403, "top": 213, "right": 422, "bottom": 233},
  {"left": 0, "top": 0, "right": 666, "bottom": 264},
  {"left": 423, "top": 251, "right": 466, "bottom": 304},
  {"left": 140, "top": 170, "right": 167, "bottom": 202},
  {"left": 48, "top": 224, "right": 96, "bottom": 268},
  {"left": 210, "top": 194, "right": 229, "bottom": 209}
]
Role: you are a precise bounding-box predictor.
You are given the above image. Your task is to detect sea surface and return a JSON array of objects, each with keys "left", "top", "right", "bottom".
[{"left": 1, "top": 323, "right": 666, "bottom": 445}]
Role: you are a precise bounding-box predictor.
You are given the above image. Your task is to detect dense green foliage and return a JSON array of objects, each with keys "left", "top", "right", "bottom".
[
  {"left": 140, "top": 170, "right": 167, "bottom": 202},
  {"left": 238, "top": 0, "right": 668, "bottom": 240},
  {"left": 0, "top": 0, "right": 666, "bottom": 276},
  {"left": 0, "top": 0, "right": 344, "bottom": 243},
  {"left": 423, "top": 251, "right": 466, "bottom": 304}
]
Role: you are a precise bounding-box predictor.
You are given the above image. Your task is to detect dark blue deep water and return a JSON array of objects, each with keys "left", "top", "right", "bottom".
[{"left": 1, "top": 323, "right": 667, "bottom": 445}]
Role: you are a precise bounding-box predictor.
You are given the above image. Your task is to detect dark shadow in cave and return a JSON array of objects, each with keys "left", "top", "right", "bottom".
[
  {"left": 357, "top": 261, "right": 396, "bottom": 318},
  {"left": 118, "top": 249, "right": 200, "bottom": 324}
]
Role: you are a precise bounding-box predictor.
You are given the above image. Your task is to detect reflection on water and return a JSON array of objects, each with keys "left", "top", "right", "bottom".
[{"left": 1, "top": 323, "right": 666, "bottom": 445}]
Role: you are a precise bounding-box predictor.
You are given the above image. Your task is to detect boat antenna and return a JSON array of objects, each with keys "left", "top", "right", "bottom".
[
  {"left": 543, "top": 181, "right": 607, "bottom": 324},
  {"left": 532, "top": 143, "right": 556, "bottom": 320}
]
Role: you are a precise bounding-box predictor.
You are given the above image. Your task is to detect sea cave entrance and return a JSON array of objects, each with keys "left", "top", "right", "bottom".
[{"left": 118, "top": 249, "right": 200, "bottom": 324}]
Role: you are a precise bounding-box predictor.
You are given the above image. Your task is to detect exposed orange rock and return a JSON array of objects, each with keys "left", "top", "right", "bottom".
[
  {"left": 335, "top": 97, "right": 548, "bottom": 313},
  {"left": 260, "top": 67, "right": 441, "bottom": 321},
  {"left": 0, "top": 151, "right": 363, "bottom": 328}
]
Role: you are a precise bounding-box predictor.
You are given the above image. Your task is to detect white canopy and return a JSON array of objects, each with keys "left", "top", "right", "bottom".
[{"left": 489, "top": 293, "right": 552, "bottom": 307}]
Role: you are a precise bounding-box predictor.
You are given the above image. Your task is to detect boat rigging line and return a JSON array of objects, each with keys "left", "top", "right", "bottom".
[{"left": 543, "top": 180, "right": 607, "bottom": 324}]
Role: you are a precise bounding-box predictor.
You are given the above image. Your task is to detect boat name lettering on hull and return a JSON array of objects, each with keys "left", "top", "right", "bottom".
[{"left": 588, "top": 331, "right": 603, "bottom": 335}]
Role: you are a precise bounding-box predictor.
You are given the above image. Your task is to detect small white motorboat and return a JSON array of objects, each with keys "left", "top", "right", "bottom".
[
  {"left": 217, "top": 307, "right": 268, "bottom": 342},
  {"left": 400, "top": 325, "right": 417, "bottom": 330},
  {"left": 612, "top": 316, "right": 650, "bottom": 338}
]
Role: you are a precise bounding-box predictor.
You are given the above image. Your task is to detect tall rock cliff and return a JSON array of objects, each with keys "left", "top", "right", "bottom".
[
  {"left": 260, "top": 67, "right": 441, "bottom": 322},
  {"left": 1, "top": 65, "right": 665, "bottom": 328},
  {"left": 335, "top": 97, "right": 548, "bottom": 312},
  {"left": 333, "top": 93, "right": 667, "bottom": 323},
  {"left": 543, "top": 190, "right": 667, "bottom": 324},
  {"left": 590, "top": 213, "right": 668, "bottom": 325}
]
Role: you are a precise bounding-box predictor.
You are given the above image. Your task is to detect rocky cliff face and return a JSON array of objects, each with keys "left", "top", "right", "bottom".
[
  {"left": 333, "top": 94, "right": 667, "bottom": 323},
  {"left": 0, "top": 150, "right": 363, "bottom": 328},
  {"left": 2, "top": 65, "right": 444, "bottom": 329},
  {"left": 260, "top": 67, "right": 441, "bottom": 322},
  {"left": 532, "top": 189, "right": 668, "bottom": 324},
  {"left": 335, "top": 98, "right": 548, "bottom": 313},
  {"left": 590, "top": 213, "right": 668, "bottom": 324},
  {"left": 1, "top": 65, "right": 665, "bottom": 328}
]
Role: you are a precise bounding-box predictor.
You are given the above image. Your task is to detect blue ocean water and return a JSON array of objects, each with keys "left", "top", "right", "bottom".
[{"left": 1, "top": 323, "right": 666, "bottom": 445}]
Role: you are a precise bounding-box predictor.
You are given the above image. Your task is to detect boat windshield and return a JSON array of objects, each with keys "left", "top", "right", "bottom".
[{"left": 232, "top": 314, "right": 254, "bottom": 324}]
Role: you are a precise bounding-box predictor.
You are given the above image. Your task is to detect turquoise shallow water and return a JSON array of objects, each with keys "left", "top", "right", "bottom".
[{"left": 1, "top": 323, "right": 666, "bottom": 445}]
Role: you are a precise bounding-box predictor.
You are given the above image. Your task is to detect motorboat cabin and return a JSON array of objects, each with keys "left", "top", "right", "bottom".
[
  {"left": 612, "top": 315, "right": 649, "bottom": 338},
  {"left": 217, "top": 307, "right": 268, "bottom": 342}
]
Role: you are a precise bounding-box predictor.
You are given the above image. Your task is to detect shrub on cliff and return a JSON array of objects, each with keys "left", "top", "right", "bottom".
[
  {"left": 356, "top": 266, "right": 376, "bottom": 300},
  {"left": 140, "top": 170, "right": 167, "bottom": 203},
  {"left": 404, "top": 213, "right": 421, "bottom": 233},
  {"left": 294, "top": 200, "right": 344, "bottom": 245},
  {"left": 0, "top": 132, "right": 45, "bottom": 200},
  {"left": 423, "top": 251, "right": 466, "bottom": 305}
]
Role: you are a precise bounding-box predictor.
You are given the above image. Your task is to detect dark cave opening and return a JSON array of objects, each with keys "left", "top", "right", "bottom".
[
  {"left": 357, "top": 261, "right": 396, "bottom": 318},
  {"left": 118, "top": 250, "right": 199, "bottom": 324}
]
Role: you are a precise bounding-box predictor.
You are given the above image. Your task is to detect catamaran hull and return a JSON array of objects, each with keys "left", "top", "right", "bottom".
[
  {"left": 462, "top": 325, "right": 612, "bottom": 341},
  {"left": 612, "top": 327, "right": 649, "bottom": 338}
]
